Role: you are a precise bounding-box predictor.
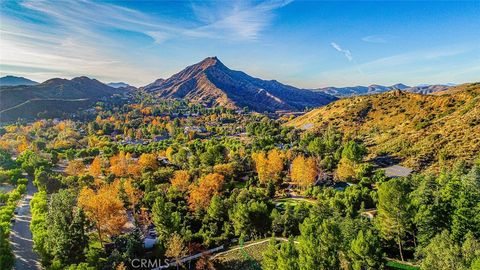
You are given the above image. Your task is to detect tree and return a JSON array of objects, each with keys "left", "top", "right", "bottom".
[
  {"left": 0, "top": 227, "right": 13, "bottom": 270},
  {"left": 123, "top": 179, "right": 142, "bottom": 213},
  {"left": 66, "top": 159, "right": 86, "bottom": 176},
  {"left": 277, "top": 238, "right": 299, "bottom": 270},
  {"left": 44, "top": 189, "right": 88, "bottom": 267},
  {"left": 165, "top": 232, "right": 188, "bottom": 270},
  {"left": 252, "top": 149, "right": 284, "bottom": 184},
  {"left": 170, "top": 170, "right": 191, "bottom": 192},
  {"left": 342, "top": 141, "right": 367, "bottom": 163},
  {"left": 262, "top": 238, "right": 278, "bottom": 270},
  {"left": 152, "top": 197, "right": 181, "bottom": 245},
  {"left": 139, "top": 153, "right": 158, "bottom": 171},
  {"left": 189, "top": 173, "right": 225, "bottom": 211},
  {"left": 110, "top": 151, "right": 128, "bottom": 177},
  {"left": 89, "top": 156, "right": 103, "bottom": 177},
  {"left": 291, "top": 155, "right": 318, "bottom": 188},
  {"left": 297, "top": 217, "right": 342, "bottom": 270},
  {"left": 349, "top": 230, "right": 384, "bottom": 270},
  {"left": 230, "top": 200, "right": 270, "bottom": 238},
  {"left": 419, "top": 231, "right": 463, "bottom": 270},
  {"left": 376, "top": 179, "right": 412, "bottom": 261},
  {"left": 335, "top": 157, "right": 356, "bottom": 181},
  {"left": 78, "top": 183, "right": 127, "bottom": 246}
]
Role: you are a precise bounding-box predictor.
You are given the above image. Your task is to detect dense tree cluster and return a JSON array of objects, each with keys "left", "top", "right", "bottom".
[{"left": 0, "top": 94, "right": 478, "bottom": 270}]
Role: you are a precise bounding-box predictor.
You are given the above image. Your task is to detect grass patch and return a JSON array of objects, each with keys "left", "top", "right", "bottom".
[
  {"left": 213, "top": 240, "right": 269, "bottom": 270},
  {"left": 386, "top": 260, "right": 420, "bottom": 270}
]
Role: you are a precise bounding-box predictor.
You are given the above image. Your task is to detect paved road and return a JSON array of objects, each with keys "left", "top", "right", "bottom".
[{"left": 10, "top": 177, "right": 42, "bottom": 270}]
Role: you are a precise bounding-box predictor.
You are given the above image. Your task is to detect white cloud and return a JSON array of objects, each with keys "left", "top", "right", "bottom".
[
  {"left": 330, "top": 42, "right": 353, "bottom": 61},
  {"left": 0, "top": 0, "right": 291, "bottom": 84},
  {"left": 361, "top": 34, "right": 395, "bottom": 43}
]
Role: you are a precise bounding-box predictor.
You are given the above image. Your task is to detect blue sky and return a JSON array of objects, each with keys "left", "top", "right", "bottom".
[{"left": 0, "top": 0, "right": 479, "bottom": 87}]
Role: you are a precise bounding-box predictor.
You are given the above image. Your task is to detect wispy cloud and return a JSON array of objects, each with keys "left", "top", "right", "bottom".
[
  {"left": 360, "top": 44, "right": 473, "bottom": 68},
  {"left": 330, "top": 42, "right": 353, "bottom": 61},
  {"left": 362, "top": 34, "right": 395, "bottom": 43},
  {"left": 0, "top": 0, "right": 290, "bottom": 84},
  {"left": 190, "top": 0, "right": 292, "bottom": 41}
]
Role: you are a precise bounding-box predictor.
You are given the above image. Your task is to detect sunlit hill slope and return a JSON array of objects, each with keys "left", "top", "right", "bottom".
[{"left": 287, "top": 83, "right": 480, "bottom": 171}]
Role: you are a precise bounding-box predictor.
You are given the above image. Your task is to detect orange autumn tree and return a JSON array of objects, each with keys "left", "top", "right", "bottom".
[
  {"left": 291, "top": 155, "right": 318, "bottom": 188},
  {"left": 188, "top": 173, "right": 224, "bottom": 211},
  {"left": 252, "top": 149, "right": 284, "bottom": 184},
  {"left": 89, "top": 156, "right": 103, "bottom": 177},
  {"left": 78, "top": 183, "right": 127, "bottom": 246},
  {"left": 109, "top": 151, "right": 142, "bottom": 178},
  {"left": 110, "top": 151, "right": 129, "bottom": 177},
  {"left": 170, "top": 170, "right": 191, "bottom": 192}
]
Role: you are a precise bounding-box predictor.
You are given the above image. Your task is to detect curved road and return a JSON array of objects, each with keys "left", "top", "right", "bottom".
[{"left": 10, "top": 177, "right": 42, "bottom": 270}]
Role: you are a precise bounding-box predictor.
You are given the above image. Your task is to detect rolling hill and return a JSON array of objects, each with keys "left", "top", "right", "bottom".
[
  {"left": 142, "top": 57, "right": 337, "bottom": 112},
  {"left": 287, "top": 83, "right": 480, "bottom": 171},
  {"left": 0, "top": 75, "right": 38, "bottom": 86},
  {"left": 0, "top": 77, "right": 121, "bottom": 122}
]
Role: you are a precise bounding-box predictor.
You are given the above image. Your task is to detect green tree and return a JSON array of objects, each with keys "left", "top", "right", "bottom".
[
  {"left": 261, "top": 238, "right": 278, "bottom": 270},
  {"left": 419, "top": 231, "right": 464, "bottom": 270},
  {"left": 277, "top": 238, "right": 299, "bottom": 270},
  {"left": 376, "top": 179, "right": 412, "bottom": 261},
  {"left": 0, "top": 227, "right": 14, "bottom": 270},
  {"left": 297, "top": 217, "right": 342, "bottom": 270},
  {"left": 152, "top": 197, "right": 181, "bottom": 247},
  {"left": 349, "top": 230, "right": 384, "bottom": 270},
  {"left": 44, "top": 189, "right": 88, "bottom": 267}
]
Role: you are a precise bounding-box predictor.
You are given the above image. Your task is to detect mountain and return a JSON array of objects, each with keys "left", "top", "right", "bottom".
[
  {"left": 0, "top": 76, "right": 120, "bottom": 122},
  {"left": 316, "top": 84, "right": 407, "bottom": 97},
  {"left": 0, "top": 75, "right": 38, "bottom": 86},
  {"left": 404, "top": 84, "right": 450, "bottom": 94},
  {"left": 287, "top": 83, "right": 480, "bottom": 171},
  {"left": 315, "top": 83, "right": 449, "bottom": 97},
  {"left": 142, "top": 57, "right": 337, "bottom": 112}
]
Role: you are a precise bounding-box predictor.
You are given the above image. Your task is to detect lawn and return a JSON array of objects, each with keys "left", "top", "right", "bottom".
[
  {"left": 212, "top": 240, "right": 269, "bottom": 270},
  {"left": 386, "top": 260, "right": 421, "bottom": 270}
]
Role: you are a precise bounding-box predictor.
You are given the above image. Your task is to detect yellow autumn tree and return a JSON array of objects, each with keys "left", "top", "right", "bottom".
[
  {"left": 66, "top": 159, "right": 86, "bottom": 176},
  {"left": 139, "top": 153, "right": 158, "bottom": 170},
  {"left": 291, "top": 155, "right": 318, "bottom": 188},
  {"left": 78, "top": 183, "right": 127, "bottom": 245},
  {"left": 335, "top": 157, "right": 356, "bottom": 181},
  {"left": 170, "top": 170, "right": 191, "bottom": 192},
  {"left": 188, "top": 173, "right": 224, "bottom": 211},
  {"left": 252, "top": 149, "right": 284, "bottom": 184}
]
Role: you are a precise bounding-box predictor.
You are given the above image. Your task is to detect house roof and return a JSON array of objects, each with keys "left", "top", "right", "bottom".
[{"left": 382, "top": 165, "right": 413, "bottom": 178}]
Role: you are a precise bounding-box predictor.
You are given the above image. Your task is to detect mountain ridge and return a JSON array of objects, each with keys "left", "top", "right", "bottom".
[
  {"left": 0, "top": 75, "right": 38, "bottom": 86},
  {"left": 142, "top": 57, "right": 337, "bottom": 112},
  {"left": 315, "top": 83, "right": 450, "bottom": 97},
  {"left": 0, "top": 76, "right": 121, "bottom": 121}
]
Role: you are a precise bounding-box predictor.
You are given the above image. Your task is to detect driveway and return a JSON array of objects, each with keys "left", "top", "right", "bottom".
[{"left": 10, "top": 177, "right": 42, "bottom": 270}]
